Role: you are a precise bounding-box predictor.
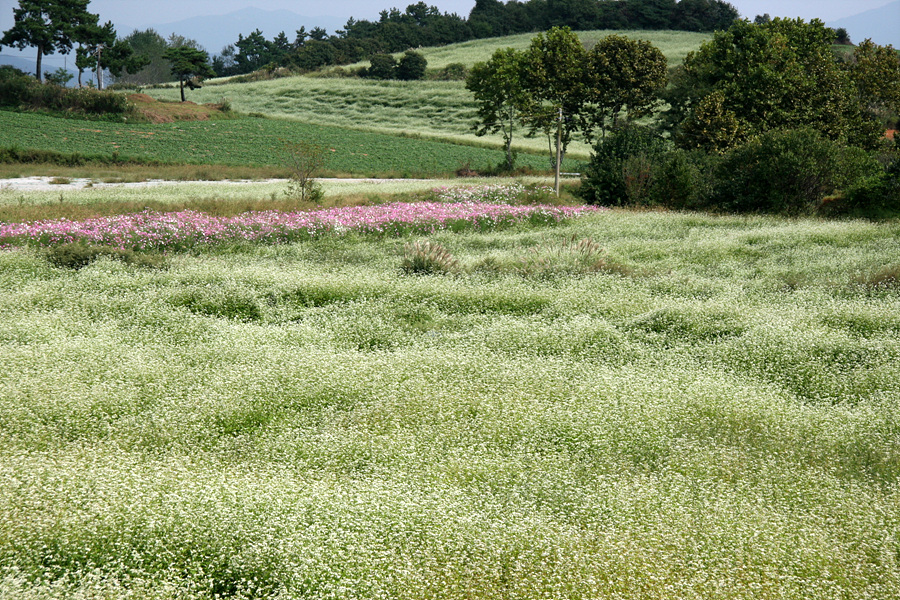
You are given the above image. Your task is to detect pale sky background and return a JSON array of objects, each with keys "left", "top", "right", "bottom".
[
  {"left": 1, "top": 0, "right": 896, "bottom": 70},
  {"left": 72, "top": 0, "right": 898, "bottom": 25}
]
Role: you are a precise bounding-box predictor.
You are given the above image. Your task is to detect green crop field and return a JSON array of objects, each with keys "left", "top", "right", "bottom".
[
  {"left": 0, "top": 111, "right": 558, "bottom": 176},
  {"left": 0, "top": 195, "right": 899, "bottom": 598}
]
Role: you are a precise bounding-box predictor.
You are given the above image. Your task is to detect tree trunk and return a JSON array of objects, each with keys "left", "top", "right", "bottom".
[
  {"left": 35, "top": 44, "right": 44, "bottom": 82},
  {"left": 96, "top": 47, "right": 103, "bottom": 90},
  {"left": 179, "top": 77, "right": 186, "bottom": 102}
]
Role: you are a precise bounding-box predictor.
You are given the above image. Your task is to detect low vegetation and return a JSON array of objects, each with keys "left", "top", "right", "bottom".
[
  {"left": 0, "top": 195, "right": 898, "bottom": 598},
  {"left": 0, "top": 110, "right": 554, "bottom": 176}
]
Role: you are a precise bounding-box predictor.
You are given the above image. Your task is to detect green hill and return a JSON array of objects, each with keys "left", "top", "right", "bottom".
[{"left": 143, "top": 30, "right": 709, "bottom": 160}]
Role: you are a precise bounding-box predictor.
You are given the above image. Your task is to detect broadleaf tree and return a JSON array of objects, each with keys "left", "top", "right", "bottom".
[
  {"left": 666, "top": 18, "right": 883, "bottom": 151},
  {"left": 0, "top": 0, "right": 97, "bottom": 82},
  {"left": 466, "top": 47, "right": 532, "bottom": 171},
  {"left": 581, "top": 34, "right": 668, "bottom": 143},
  {"left": 162, "top": 46, "right": 215, "bottom": 102},
  {"left": 520, "top": 26, "right": 588, "bottom": 169}
]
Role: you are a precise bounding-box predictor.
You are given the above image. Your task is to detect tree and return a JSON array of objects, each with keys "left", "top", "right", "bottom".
[
  {"left": 466, "top": 48, "right": 532, "bottom": 171},
  {"left": 74, "top": 21, "right": 147, "bottom": 89},
  {"left": 846, "top": 39, "right": 900, "bottom": 127},
  {"left": 521, "top": 26, "right": 588, "bottom": 170},
  {"left": 396, "top": 50, "right": 427, "bottom": 80},
  {"left": 581, "top": 34, "right": 668, "bottom": 143},
  {"left": 234, "top": 29, "right": 272, "bottom": 74},
  {"left": 667, "top": 18, "right": 877, "bottom": 152},
  {"left": 116, "top": 29, "right": 169, "bottom": 85},
  {"left": 162, "top": 46, "right": 214, "bottom": 101},
  {"left": 0, "top": 0, "right": 97, "bottom": 82}
]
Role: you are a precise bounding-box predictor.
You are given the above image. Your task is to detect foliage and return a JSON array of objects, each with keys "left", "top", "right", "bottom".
[
  {"left": 45, "top": 241, "right": 166, "bottom": 269},
  {"left": 162, "top": 46, "right": 215, "bottom": 102},
  {"left": 711, "top": 127, "right": 882, "bottom": 214},
  {"left": 400, "top": 240, "right": 459, "bottom": 274},
  {"left": 845, "top": 39, "right": 900, "bottom": 130},
  {"left": 282, "top": 140, "right": 326, "bottom": 203},
  {"left": 579, "top": 125, "right": 670, "bottom": 206},
  {"left": 74, "top": 21, "right": 148, "bottom": 90},
  {"left": 43, "top": 67, "right": 71, "bottom": 86},
  {"left": 115, "top": 29, "right": 173, "bottom": 85},
  {"left": 0, "top": 67, "right": 128, "bottom": 115},
  {"left": 0, "top": 0, "right": 97, "bottom": 82},
  {"left": 364, "top": 53, "right": 398, "bottom": 79},
  {"left": 581, "top": 34, "right": 668, "bottom": 142},
  {"left": 396, "top": 50, "right": 427, "bottom": 81},
  {"left": 521, "top": 26, "right": 588, "bottom": 167},
  {"left": 667, "top": 18, "right": 885, "bottom": 152},
  {"left": 466, "top": 48, "right": 531, "bottom": 171}
]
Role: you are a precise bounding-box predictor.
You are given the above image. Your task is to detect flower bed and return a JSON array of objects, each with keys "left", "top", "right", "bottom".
[{"left": 0, "top": 201, "right": 601, "bottom": 251}]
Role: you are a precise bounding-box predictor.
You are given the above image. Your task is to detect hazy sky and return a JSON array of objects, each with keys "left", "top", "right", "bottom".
[{"left": 3, "top": 0, "right": 894, "bottom": 29}]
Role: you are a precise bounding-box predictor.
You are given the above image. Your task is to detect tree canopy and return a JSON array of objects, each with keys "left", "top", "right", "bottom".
[
  {"left": 666, "top": 18, "right": 895, "bottom": 152},
  {"left": 0, "top": 0, "right": 97, "bottom": 82},
  {"left": 162, "top": 46, "right": 215, "bottom": 102}
]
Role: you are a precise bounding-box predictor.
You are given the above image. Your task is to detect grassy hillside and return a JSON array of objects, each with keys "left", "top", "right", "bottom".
[
  {"left": 0, "top": 111, "right": 556, "bottom": 176},
  {"left": 0, "top": 203, "right": 898, "bottom": 598},
  {"left": 340, "top": 29, "right": 711, "bottom": 70},
  {"left": 143, "top": 30, "right": 709, "bottom": 160}
]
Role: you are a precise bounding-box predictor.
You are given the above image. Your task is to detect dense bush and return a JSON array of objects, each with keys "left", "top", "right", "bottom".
[
  {"left": 647, "top": 148, "right": 718, "bottom": 210},
  {"left": 0, "top": 66, "right": 128, "bottom": 116},
  {"left": 396, "top": 51, "right": 427, "bottom": 81},
  {"left": 364, "top": 54, "right": 398, "bottom": 80},
  {"left": 579, "top": 126, "right": 670, "bottom": 206},
  {"left": 712, "top": 128, "right": 882, "bottom": 214},
  {"left": 0, "top": 65, "right": 32, "bottom": 107}
]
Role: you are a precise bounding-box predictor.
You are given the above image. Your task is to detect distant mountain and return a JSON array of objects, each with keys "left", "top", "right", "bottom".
[
  {"left": 828, "top": 0, "right": 900, "bottom": 48},
  {"left": 135, "top": 7, "right": 347, "bottom": 56}
]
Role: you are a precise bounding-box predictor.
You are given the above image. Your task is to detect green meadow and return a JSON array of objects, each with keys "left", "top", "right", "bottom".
[
  {"left": 0, "top": 206, "right": 898, "bottom": 599},
  {"left": 0, "top": 111, "right": 554, "bottom": 176}
]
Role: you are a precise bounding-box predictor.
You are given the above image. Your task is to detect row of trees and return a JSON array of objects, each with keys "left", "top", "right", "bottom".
[
  {"left": 207, "top": 0, "right": 739, "bottom": 78},
  {"left": 467, "top": 27, "right": 667, "bottom": 173},
  {"left": 0, "top": 0, "right": 146, "bottom": 88}
]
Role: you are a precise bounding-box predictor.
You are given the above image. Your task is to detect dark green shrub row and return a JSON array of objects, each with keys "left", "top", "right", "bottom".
[
  {"left": 0, "top": 146, "right": 161, "bottom": 167},
  {"left": 46, "top": 243, "right": 166, "bottom": 270},
  {"left": 580, "top": 126, "right": 892, "bottom": 215},
  {"left": 0, "top": 66, "right": 128, "bottom": 116}
]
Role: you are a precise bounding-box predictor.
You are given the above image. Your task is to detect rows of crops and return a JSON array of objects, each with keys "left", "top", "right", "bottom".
[{"left": 0, "top": 111, "right": 555, "bottom": 175}]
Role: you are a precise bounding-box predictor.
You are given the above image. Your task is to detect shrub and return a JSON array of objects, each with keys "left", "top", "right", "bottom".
[
  {"left": 579, "top": 126, "right": 669, "bottom": 206},
  {"left": 0, "top": 66, "right": 34, "bottom": 107},
  {"left": 365, "top": 54, "right": 397, "bottom": 80},
  {"left": 397, "top": 51, "right": 427, "bottom": 81},
  {"left": 647, "top": 149, "right": 718, "bottom": 210},
  {"left": 712, "top": 128, "right": 882, "bottom": 214},
  {"left": 433, "top": 62, "right": 468, "bottom": 80},
  {"left": 46, "top": 242, "right": 166, "bottom": 270}
]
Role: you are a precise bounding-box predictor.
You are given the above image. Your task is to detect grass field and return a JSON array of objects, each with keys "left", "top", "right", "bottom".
[
  {"left": 350, "top": 29, "right": 711, "bottom": 70},
  {"left": 0, "top": 111, "right": 557, "bottom": 176},
  {"left": 0, "top": 192, "right": 898, "bottom": 598}
]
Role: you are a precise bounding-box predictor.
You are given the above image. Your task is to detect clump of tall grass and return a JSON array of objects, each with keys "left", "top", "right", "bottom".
[{"left": 400, "top": 240, "right": 459, "bottom": 275}]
